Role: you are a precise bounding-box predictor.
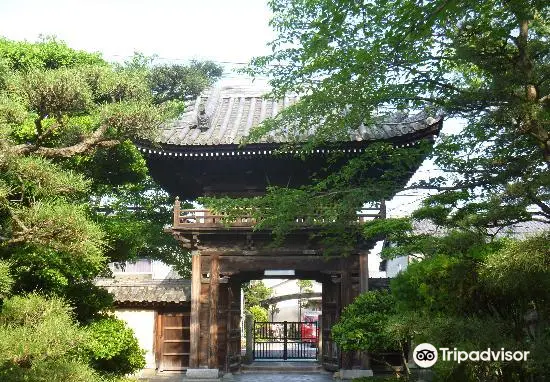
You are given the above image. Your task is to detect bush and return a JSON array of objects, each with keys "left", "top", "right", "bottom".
[
  {"left": 0, "top": 294, "right": 103, "bottom": 382},
  {"left": 0, "top": 260, "right": 13, "bottom": 299},
  {"left": 248, "top": 305, "right": 268, "bottom": 323},
  {"left": 85, "top": 317, "right": 145, "bottom": 376},
  {"left": 332, "top": 290, "right": 398, "bottom": 353}
]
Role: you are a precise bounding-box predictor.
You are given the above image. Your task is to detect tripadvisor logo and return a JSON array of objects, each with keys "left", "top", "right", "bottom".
[
  {"left": 413, "top": 343, "right": 438, "bottom": 368},
  {"left": 413, "top": 343, "right": 530, "bottom": 368}
]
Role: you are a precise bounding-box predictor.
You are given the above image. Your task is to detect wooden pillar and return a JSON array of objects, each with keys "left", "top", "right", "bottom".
[
  {"left": 190, "top": 251, "right": 201, "bottom": 368},
  {"left": 208, "top": 254, "right": 220, "bottom": 369},
  {"left": 359, "top": 251, "right": 371, "bottom": 369},
  {"left": 225, "top": 281, "right": 232, "bottom": 373},
  {"left": 359, "top": 251, "right": 369, "bottom": 294},
  {"left": 173, "top": 197, "right": 181, "bottom": 227},
  {"left": 340, "top": 258, "right": 353, "bottom": 369},
  {"left": 380, "top": 199, "right": 387, "bottom": 218}
]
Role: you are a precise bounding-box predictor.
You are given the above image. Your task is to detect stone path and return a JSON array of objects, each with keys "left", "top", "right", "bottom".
[
  {"left": 234, "top": 373, "right": 333, "bottom": 381},
  {"left": 140, "top": 362, "right": 333, "bottom": 382},
  {"left": 140, "top": 372, "right": 334, "bottom": 382},
  {"left": 141, "top": 371, "right": 334, "bottom": 382}
]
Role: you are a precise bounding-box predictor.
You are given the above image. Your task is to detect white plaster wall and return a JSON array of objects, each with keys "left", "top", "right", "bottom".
[
  {"left": 114, "top": 309, "right": 156, "bottom": 369},
  {"left": 274, "top": 299, "right": 301, "bottom": 322},
  {"left": 368, "top": 240, "right": 387, "bottom": 278},
  {"left": 152, "top": 260, "right": 177, "bottom": 279}
]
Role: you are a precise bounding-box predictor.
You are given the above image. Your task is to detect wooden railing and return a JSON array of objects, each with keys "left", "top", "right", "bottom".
[{"left": 173, "top": 197, "right": 386, "bottom": 229}]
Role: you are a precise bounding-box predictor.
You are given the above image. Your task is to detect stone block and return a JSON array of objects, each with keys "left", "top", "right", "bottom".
[
  {"left": 338, "top": 369, "right": 374, "bottom": 380},
  {"left": 184, "top": 368, "right": 219, "bottom": 379}
]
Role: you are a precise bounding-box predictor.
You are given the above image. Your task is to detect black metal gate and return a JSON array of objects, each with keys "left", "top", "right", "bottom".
[{"left": 253, "top": 321, "right": 319, "bottom": 360}]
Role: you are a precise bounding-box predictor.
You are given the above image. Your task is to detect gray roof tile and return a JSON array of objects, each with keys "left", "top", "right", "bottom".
[
  {"left": 95, "top": 278, "right": 191, "bottom": 304},
  {"left": 154, "top": 84, "right": 442, "bottom": 147},
  {"left": 412, "top": 220, "right": 548, "bottom": 239}
]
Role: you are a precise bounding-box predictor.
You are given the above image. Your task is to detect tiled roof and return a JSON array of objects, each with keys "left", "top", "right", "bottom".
[
  {"left": 154, "top": 83, "right": 442, "bottom": 147},
  {"left": 412, "top": 220, "right": 548, "bottom": 239},
  {"left": 95, "top": 277, "right": 190, "bottom": 304}
]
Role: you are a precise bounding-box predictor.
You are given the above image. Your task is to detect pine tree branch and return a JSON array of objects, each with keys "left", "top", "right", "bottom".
[{"left": 12, "top": 125, "right": 120, "bottom": 158}]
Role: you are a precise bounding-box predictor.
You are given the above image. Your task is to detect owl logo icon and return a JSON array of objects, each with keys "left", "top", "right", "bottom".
[{"left": 413, "top": 343, "right": 438, "bottom": 367}]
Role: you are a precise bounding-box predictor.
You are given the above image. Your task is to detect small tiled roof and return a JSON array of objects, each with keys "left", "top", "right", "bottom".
[
  {"left": 95, "top": 278, "right": 190, "bottom": 304},
  {"left": 412, "top": 220, "right": 548, "bottom": 239},
  {"left": 154, "top": 83, "right": 442, "bottom": 147}
]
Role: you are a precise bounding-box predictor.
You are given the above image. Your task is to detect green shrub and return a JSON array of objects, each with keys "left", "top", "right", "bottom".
[
  {"left": 85, "top": 317, "right": 145, "bottom": 376},
  {"left": 332, "top": 290, "right": 398, "bottom": 353},
  {"left": 0, "top": 294, "right": 103, "bottom": 382},
  {"left": 0, "top": 260, "right": 13, "bottom": 299},
  {"left": 248, "top": 305, "right": 268, "bottom": 323}
]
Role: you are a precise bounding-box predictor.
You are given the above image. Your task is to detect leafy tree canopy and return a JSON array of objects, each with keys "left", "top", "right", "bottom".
[
  {"left": 0, "top": 37, "right": 222, "bottom": 320},
  {"left": 243, "top": 280, "right": 272, "bottom": 309},
  {"left": 240, "top": 2, "right": 550, "bottom": 380},
  {"left": 200, "top": 0, "right": 550, "bottom": 247}
]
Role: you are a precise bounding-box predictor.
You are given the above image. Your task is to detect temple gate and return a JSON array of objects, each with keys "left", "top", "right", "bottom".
[{"left": 138, "top": 83, "right": 443, "bottom": 373}]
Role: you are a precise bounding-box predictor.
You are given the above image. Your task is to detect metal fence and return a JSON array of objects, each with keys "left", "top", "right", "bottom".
[{"left": 253, "top": 321, "right": 319, "bottom": 360}]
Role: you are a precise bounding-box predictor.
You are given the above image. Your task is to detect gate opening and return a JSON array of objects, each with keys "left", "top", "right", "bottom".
[{"left": 253, "top": 321, "right": 319, "bottom": 360}]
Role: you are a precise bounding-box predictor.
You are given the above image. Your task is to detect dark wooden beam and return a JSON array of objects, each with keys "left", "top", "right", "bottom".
[{"left": 200, "top": 255, "right": 359, "bottom": 274}]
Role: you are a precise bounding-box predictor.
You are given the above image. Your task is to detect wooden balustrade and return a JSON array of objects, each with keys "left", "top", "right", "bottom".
[{"left": 172, "top": 199, "right": 385, "bottom": 229}]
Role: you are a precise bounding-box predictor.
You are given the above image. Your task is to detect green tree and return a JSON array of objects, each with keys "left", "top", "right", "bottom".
[
  {"left": 375, "top": 224, "right": 549, "bottom": 380},
  {"left": 240, "top": 2, "right": 550, "bottom": 380},
  {"left": 209, "top": 0, "right": 550, "bottom": 242},
  {"left": 243, "top": 280, "right": 272, "bottom": 309},
  {"left": 148, "top": 60, "right": 223, "bottom": 104},
  {"left": 332, "top": 290, "right": 406, "bottom": 375},
  {"left": 248, "top": 305, "right": 269, "bottom": 324},
  {"left": 297, "top": 279, "right": 314, "bottom": 319},
  {"left": 0, "top": 39, "right": 223, "bottom": 315},
  {"left": 0, "top": 293, "right": 144, "bottom": 381},
  {"left": 0, "top": 37, "right": 224, "bottom": 381}
]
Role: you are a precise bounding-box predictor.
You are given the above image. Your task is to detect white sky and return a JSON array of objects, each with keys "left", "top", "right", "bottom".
[{"left": 0, "top": 0, "right": 273, "bottom": 68}]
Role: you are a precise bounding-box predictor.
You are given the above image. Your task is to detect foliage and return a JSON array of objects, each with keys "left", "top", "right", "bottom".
[
  {"left": 85, "top": 317, "right": 146, "bottom": 376},
  {"left": 243, "top": 280, "right": 272, "bottom": 309},
  {"left": 0, "top": 260, "right": 13, "bottom": 300},
  {"left": 0, "top": 38, "right": 220, "bottom": 324},
  {"left": 0, "top": 37, "right": 221, "bottom": 380},
  {"left": 200, "top": 141, "right": 432, "bottom": 252},
  {"left": 0, "top": 294, "right": 102, "bottom": 382},
  {"left": 387, "top": 232, "right": 550, "bottom": 380},
  {"left": 333, "top": 232, "right": 549, "bottom": 380},
  {"left": 332, "top": 290, "right": 398, "bottom": 353},
  {"left": 211, "top": 0, "right": 550, "bottom": 251},
  {"left": 0, "top": 36, "right": 105, "bottom": 72},
  {"left": 248, "top": 305, "right": 269, "bottom": 324},
  {"left": 240, "top": 3, "right": 549, "bottom": 379},
  {"left": 148, "top": 60, "right": 223, "bottom": 104},
  {"left": 297, "top": 279, "right": 313, "bottom": 292},
  {"left": 297, "top": 279, "right": 315, "bottom": 310}
]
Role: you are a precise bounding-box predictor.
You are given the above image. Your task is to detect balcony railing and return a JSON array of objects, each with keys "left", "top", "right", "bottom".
[{"left": 172, "top": 198, "right": 386, "bottom": 229}]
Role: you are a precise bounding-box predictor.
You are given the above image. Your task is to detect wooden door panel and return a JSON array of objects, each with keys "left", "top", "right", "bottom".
[{"left": 158, "top": 312, "right": 191, "bottom": 371}]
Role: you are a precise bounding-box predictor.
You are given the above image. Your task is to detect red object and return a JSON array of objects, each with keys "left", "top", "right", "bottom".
[{"left": 301, "top": 314, "right": 319, "bottom": 343}]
